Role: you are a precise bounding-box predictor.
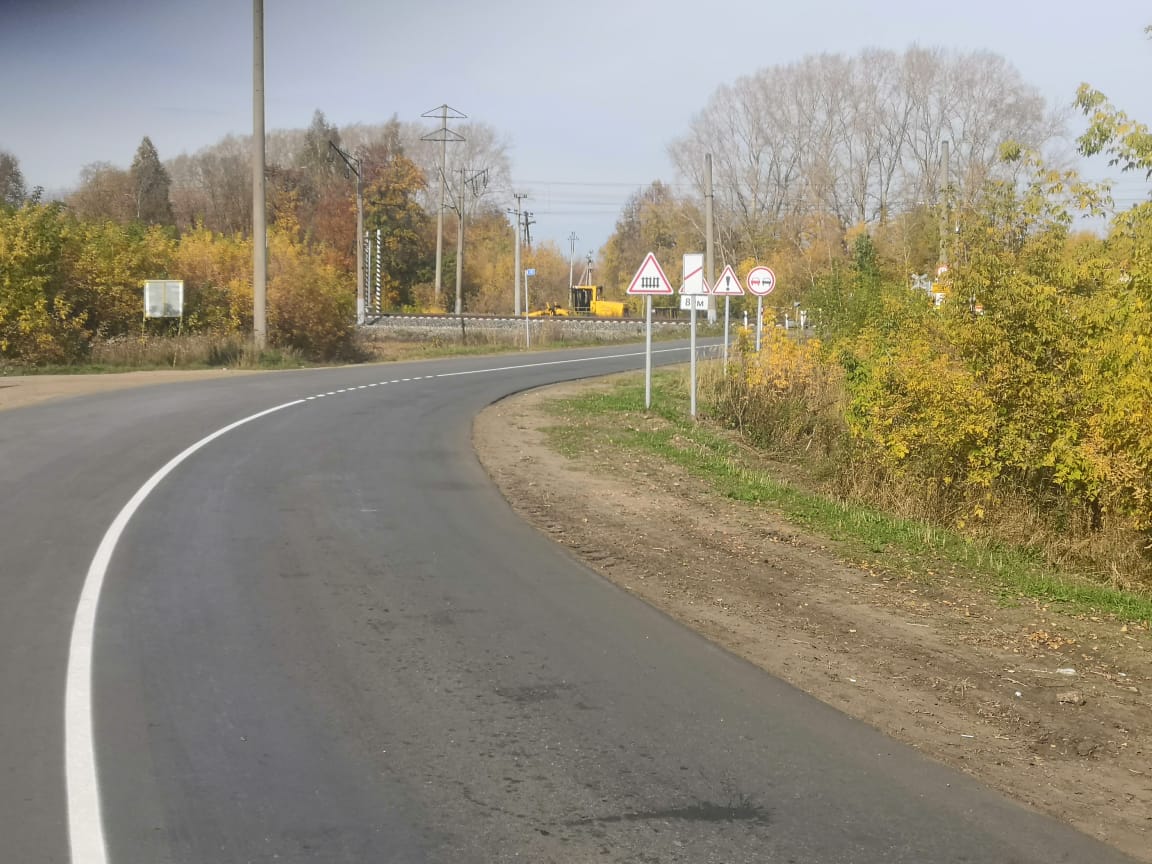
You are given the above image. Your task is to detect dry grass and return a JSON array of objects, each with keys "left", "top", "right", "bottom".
[{"left": 91, "top": 334, "right": 306, "bottom": 369}]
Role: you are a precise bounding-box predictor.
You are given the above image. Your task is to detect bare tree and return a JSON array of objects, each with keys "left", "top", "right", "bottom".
[
  {"left": 68, "top": 162, "right": 136, "bottom": 224},
  {"left": 168, "top": 136, "right": 252, "bottom": 233},
  {"left": 668, "top": 46, "right": 1064, "bottom": 265}
]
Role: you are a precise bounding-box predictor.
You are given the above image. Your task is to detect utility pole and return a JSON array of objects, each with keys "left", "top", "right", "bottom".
[
  {"left": 939, "top": 139, "right": 951, "bottom": 268},
  {"left": 252, "top": 0, "right": 266, "bottom": 348},
  {"left": 510, "top": 193, "right": 527, "bottom": 315},
  {"left": 455, "top": 168, "right": 466, "bottom": 315},
  {"left": 329, "top": 141, "right": 364, "bottom": 323},
  {"left": 568, "top": 231, "right": 579, "bottom": 291},
  {"left": 421, "top": 104, "right": 466, "bottom": 304},
  {"left": 705, "top": 153, "right": 716, "bottom": 324},
  {"left": 449, "top": 167, "right": 488, "bottom": 315}
]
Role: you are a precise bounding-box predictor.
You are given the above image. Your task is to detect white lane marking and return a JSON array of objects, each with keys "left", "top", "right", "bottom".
[
  {"left": 65, "top": 399, "right": 305, "bottom": 864},
  {"left": 432, "top": 346, "right": 686, "bottom": 379},
  {"left": 65, "top": 343, "right": 695, "bottom": 862}
]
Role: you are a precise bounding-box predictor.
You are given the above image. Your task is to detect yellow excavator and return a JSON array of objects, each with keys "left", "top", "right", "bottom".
[
  {"left": 526, "top": 258, "right": 632, "bottom": 317},
  {"left": 528, "top": 285, "right": 631, "bottom": 317}
]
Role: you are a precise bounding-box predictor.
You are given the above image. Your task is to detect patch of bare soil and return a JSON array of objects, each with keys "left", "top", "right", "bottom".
[
  {"left": 0, "top": 368, "right": 261, "bottom": 413},
  {"left": 474, "top": 378, "right": 1152, "bottom": 863}
]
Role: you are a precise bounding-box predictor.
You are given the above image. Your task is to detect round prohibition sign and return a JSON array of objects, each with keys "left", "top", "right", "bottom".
[{"left": 746, "top": 266, "right": 776, "bottom": 296}]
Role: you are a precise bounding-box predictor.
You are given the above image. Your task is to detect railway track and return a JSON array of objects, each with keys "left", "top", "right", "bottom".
[{"left": 365, "top": 312, "right": 682, "bottom": 325}]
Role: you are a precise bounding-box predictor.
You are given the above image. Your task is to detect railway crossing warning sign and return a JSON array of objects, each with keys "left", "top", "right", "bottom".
[
  {"left": 712, "top": 264, "right": 744, "bottom": 296},
  {"left": 626, "top": 252, "right": 674, "bottom": 295}
]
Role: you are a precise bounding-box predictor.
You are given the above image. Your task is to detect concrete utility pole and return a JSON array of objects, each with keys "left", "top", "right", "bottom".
[
  {"left": 455, "top": 167, "right": 466, "bottom": 314},
  {"left": 510, "top": 193, "right": 527, "bottom": 315},
  {"left": 329, "top": 141, "right": 364, "bottom": 323},
  {"left": 446, "top": 166, "right": 489, "bottom": 316},
  {"left": 939, "top": 139, "right": 951, "bottom": 268},
  {"left": 568, "top": 231, "right": 579, "bottom": 291},
  {"left": 421, "top": 105, "right": 466, "bottom": 303},
  {"left": 705, "top": 153, "right": 716, "bottom": 324},
  {"left": 252, "top": 0, "right": 267, "bottom": 348}
]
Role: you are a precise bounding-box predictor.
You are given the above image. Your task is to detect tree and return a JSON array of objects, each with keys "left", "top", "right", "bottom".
[
  {"left": 599, "top": 182, "right": 700, "bottom": 298},
  {"left": 0, "top": 151, "right": 26, "bottom": 208},
  {"left": 297, "top": 109, "right": 341, "bottom": 177},
  {"left": 1075, "top": 85, "right": 1152, "bottom": 179},
  {"left": 130, "top": 136, "right": 174, "bottom": 226},
  {"left": 166, "top": 135, "right": 251, "bottom": 234},
  {"left": 669, "top": 47, "right": 1063, "bottom": 268},
  {"left": 363, "top": 153, "right": 431, "bottom": 309},
  {"left": 69, "top": 162, "right": 136, "bottom": 224}
]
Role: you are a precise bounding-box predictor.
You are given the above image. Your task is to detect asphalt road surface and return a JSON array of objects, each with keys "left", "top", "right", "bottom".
[{"left": 0, "top": 342, "right": 1136, "bottom": 863}]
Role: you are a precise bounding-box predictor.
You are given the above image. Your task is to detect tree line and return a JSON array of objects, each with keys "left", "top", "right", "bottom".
[{"left": 0, "top": 109, "right": 585, "bottom": 364}]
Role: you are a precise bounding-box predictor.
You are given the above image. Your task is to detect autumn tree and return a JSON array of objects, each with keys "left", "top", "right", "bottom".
[
  {"left": 460, "top": 208, "right": 515, "bottom": 313},
  {"left": 599, "top": 182, "right": 701, "bottom": 301},
  {"left": 364, "top": 153, "right": 431, "bottom": 309},
  {"left": 130, "top": 136, "right": 174, "bottom": 226}
]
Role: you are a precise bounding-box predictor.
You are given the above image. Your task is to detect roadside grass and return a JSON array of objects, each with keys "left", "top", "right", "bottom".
[
  {"left": 543, "top": 371, "right": 1152, "bottom": 625},
  {"left": 2, "top": 341, "right": 311, "bottom": 375}
]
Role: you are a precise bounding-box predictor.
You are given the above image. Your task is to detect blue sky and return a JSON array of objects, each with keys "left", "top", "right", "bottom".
[{"left": 2, "top": 0, "right": 1149, "bottom": 250}]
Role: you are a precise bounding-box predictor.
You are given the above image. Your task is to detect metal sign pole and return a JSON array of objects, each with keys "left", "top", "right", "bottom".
[
  {"left": 690, "top": 304, "right": 697, "bottom": 417},
  {"left": 645, "top": 296, "right": 652, "bottom": 409},
  {"left": 723, "top": 296, "right": 730, "bottom": 365},
  {"left": 756, "top": 297, "right": 763, "bottom": 352}
]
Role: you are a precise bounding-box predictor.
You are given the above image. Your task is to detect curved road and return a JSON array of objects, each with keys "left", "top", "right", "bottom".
[{"left": 0, "top": 342, "right": 1135, "bottom": 863}]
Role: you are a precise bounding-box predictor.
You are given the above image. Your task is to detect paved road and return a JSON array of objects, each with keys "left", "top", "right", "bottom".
[{"left": 0, "top": 343, "right": 1136, "bottom": 863}]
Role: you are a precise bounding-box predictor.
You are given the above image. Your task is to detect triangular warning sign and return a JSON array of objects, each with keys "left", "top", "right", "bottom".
[
  {"left": 626, "top": 252, "right": 674, "bottom": 295},
  {"left": 712, "top": 264, "right": 744, "bottom": 296}
]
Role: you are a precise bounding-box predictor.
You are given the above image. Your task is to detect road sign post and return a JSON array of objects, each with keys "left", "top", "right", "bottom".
[
  {"left": 746, "top": 266, "right": 776, "bottom": 351},
  {"left": 712, "top": 264, "right": 744, "bottom": 366},
  {"left": 681, "top": 253, "right": 709, "bottom": 418},
  {"left": 626, "top": 252, "right": 674, "bottom": 408}
]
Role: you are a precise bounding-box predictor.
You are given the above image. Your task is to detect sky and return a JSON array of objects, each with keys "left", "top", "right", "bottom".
[{"left": 2, "top": 0, "right": 1150, "bottom": 252}]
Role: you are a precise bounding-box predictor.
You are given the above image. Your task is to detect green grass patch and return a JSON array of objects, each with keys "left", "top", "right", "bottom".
[{"left": 544, "top": 371, "right": 1152, "bottom": 624}]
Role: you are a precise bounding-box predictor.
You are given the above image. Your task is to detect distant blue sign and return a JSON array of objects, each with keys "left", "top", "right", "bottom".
[{"left": 525, "top": 268, "right": 536, "bottom": 276}]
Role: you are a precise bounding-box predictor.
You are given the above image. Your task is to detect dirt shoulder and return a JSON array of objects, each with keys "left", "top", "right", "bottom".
[
  {"left": 0, "top": 368, "right": 264, "bottom": 413},
  {"left": 473, "top": 377, "right": 1152, "bottom": 863}
]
